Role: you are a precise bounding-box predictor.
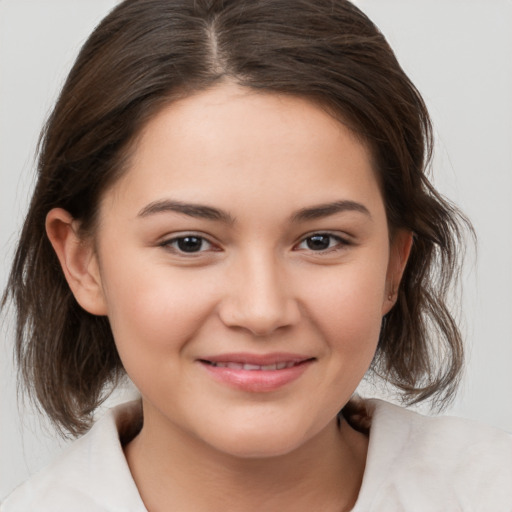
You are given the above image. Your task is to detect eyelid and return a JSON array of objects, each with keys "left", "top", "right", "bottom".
[
  {"left": 159, "top": 232, "right": 220, "bottom": 254},
  {"left": 294, "top": 232, "right": 352, "bottom": 252}
]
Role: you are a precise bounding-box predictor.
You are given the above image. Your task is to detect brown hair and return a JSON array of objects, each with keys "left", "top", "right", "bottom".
[{"left": 2, "top": 0, "right": 471, "bottom": 436}]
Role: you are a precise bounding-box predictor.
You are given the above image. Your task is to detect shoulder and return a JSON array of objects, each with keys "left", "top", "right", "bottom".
[
  {"left": 353, "top": 399, "right": 512, "bottom": 511},
  {"left": 1, "top": 401, "right": 146, "bottom": 512}
]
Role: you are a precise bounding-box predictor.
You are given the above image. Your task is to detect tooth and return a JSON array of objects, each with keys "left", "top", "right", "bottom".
[
  {"left": 226, "top": 362, "right": 244, "bottom": 369},
  {"left": 243, "top": 363, "right": 261, "bottom": 371},
  {"left": 208, "top": 361, "right": 302, "bottom": 370}
]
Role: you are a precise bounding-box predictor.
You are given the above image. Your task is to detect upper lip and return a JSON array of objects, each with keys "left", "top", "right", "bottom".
[{"left": 198, "top": 353, "right": 315, "bottom": 365}]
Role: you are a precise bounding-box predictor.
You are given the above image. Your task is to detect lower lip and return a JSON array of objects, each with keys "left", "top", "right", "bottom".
[{"left": 199, "top": 360, "right": 313, "bottom": 392}]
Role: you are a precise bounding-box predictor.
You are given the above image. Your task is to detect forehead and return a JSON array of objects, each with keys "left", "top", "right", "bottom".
[{"left": 102, "top": 83, "right": 384, "bottom": 222}]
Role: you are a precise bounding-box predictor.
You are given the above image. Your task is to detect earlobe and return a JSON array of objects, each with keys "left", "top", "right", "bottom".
[
  {"left": 45, "top": 208, "right": 108, "bottom": 316},
  {"left": 382, "top": 229, "right": 413, "bottom": 315}
]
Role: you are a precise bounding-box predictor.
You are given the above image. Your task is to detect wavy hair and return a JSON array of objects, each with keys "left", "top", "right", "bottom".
[{"left": 2, "top": 0, "right": 471, "bottom": 436}]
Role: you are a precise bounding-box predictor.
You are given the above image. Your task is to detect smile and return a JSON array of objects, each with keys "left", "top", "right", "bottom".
[
  {"left": 198, "top": 354, "right": 315, "bottom": 392},
  {"left": 203, "top": 361, "right": 300, "bottom": 371}
]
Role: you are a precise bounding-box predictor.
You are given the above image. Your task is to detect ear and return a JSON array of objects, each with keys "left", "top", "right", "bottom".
[
  {"left": 382, "top": 229, "right": 413, "bottom": 315},
  {"left": 46, "top": 208, "right": 108, "bottom": 316}
]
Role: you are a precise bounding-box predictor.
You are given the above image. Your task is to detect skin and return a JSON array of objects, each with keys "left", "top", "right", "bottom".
[{"left": 47, "top": 82, "right": 412, "bottom": 512}]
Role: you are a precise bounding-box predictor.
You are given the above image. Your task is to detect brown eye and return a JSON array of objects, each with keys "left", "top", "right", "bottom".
[
  {"left": 162, "top": 235, "right": 213, "bottom": 254},
  {"left": 296, "top": 233, "right": 348, "bottom": 252},
  {"left": 177, "top": 236, "right": 204, "bottom": 252},
  {"left": 306, "top": 234, "right": 331, "bottom": 251}
]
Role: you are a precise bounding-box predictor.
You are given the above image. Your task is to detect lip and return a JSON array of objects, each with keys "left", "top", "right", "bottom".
[{"left": 197, "top": 353, "right": 315, "bottom": 392}]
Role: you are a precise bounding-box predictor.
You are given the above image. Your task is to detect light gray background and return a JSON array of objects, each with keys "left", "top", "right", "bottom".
[{"left": 1, "top": 0, "right": 511, "bottom": 499}]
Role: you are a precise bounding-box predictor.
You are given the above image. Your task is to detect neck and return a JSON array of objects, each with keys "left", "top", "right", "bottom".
[{"left": 124, "top": 404, "right": 368, "bottom": 512}]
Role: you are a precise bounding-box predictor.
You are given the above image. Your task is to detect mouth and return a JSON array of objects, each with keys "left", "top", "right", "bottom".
[
  {"left": 200, "top": 360, "right": 305, "bottom": 371},
  {"left": 197, "top": 353, "right": 315, "bottom": 392}
]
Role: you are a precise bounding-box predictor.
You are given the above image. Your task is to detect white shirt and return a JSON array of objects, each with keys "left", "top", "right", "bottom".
[{"left": 2, "top": 400, "right": 511, "bottom": 511}]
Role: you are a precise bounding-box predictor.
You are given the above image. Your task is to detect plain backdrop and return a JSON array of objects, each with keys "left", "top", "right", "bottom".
[{"left": 1, "top": 0, "right": 511, "bottom": 499}]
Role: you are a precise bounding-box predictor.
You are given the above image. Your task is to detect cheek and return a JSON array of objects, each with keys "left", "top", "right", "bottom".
[
  {"left": 100, "top": 257, "right": 217, "bottom": 362},
  {"left": 305, "top": 258, "right": 388, "bottom": 355}
]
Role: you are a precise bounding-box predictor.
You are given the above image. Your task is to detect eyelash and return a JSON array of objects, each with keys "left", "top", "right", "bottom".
[
  {"left": 160, "top": 232, "right": 349, "bottom": 255},
  {"left": 295, "top": 233, "right": 350, "bottom": 253},
  {"left": 160, "top": 234, "right": 216, "bottom": 254}
]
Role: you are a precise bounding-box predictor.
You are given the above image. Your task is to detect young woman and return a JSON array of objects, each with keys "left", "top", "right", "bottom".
[{"left": 2, "top": 0, "right": 511, "bottom": 510}]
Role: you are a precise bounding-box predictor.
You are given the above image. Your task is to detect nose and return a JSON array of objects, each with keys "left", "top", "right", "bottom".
[{"left": 218, "top": 252, "right": 300, "bottom": 336}]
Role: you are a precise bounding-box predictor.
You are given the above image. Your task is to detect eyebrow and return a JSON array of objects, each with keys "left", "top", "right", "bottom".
[
  {"left": 291, "top": 200, "right": 372, "bottom": 222},
  {"left": 137, "top": 198, "right": 371, "bottom": 224},
  {"left": 137, "top": 199, "right": 235, "bottom": 224}
]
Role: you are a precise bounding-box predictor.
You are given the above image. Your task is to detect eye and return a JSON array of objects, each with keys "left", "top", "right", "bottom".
[
  {"left": 161, "top": 235, "right": 213, "bottom": 254},
  {"left": 296, "top": 233, "right": 347, "bottom": 252}
]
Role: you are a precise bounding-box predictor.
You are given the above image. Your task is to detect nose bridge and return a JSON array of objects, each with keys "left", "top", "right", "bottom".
[{"left": 219, "top": 247, "right": 299, "bottom": 335}]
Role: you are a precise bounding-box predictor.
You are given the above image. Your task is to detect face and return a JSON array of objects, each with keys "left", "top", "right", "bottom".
[{"left": 72, "top": 83, "right": 409, "bottom": 458}]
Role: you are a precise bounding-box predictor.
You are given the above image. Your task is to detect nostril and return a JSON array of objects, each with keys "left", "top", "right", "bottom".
[
  {"left": 218, "top": 300, "right": 300, "bottom": 336},
  {"left": 217, "top": 262, "right": 301, "bottom": 335}
]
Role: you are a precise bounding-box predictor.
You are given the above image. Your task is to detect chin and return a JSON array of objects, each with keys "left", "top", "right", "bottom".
[
  {"left": 214, "top": 434, "right": 303, "bottom": 459},
  {"left": 197, "top": 419, "right": 318, "bottom": 460}
]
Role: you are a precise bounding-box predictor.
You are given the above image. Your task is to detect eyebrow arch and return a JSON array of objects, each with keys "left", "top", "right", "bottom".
[
  {"left": 291, "top": 200, "right": 372, "bottom": 222},
  {"left": 137, "top": 199, "right": 235, "bottom": 224}
]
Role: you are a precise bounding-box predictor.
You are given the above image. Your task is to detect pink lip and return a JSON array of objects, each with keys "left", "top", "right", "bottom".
[{"left": 197, "top": 353, "right": 315, "bottom": 393}]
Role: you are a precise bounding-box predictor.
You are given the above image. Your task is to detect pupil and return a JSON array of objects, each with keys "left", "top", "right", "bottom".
[
  {"left": 307, "top": 235, "right": 330, "bottom": 250},
  {"left": 178, "top": 236, "right": 202, "bottom": 252}
]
